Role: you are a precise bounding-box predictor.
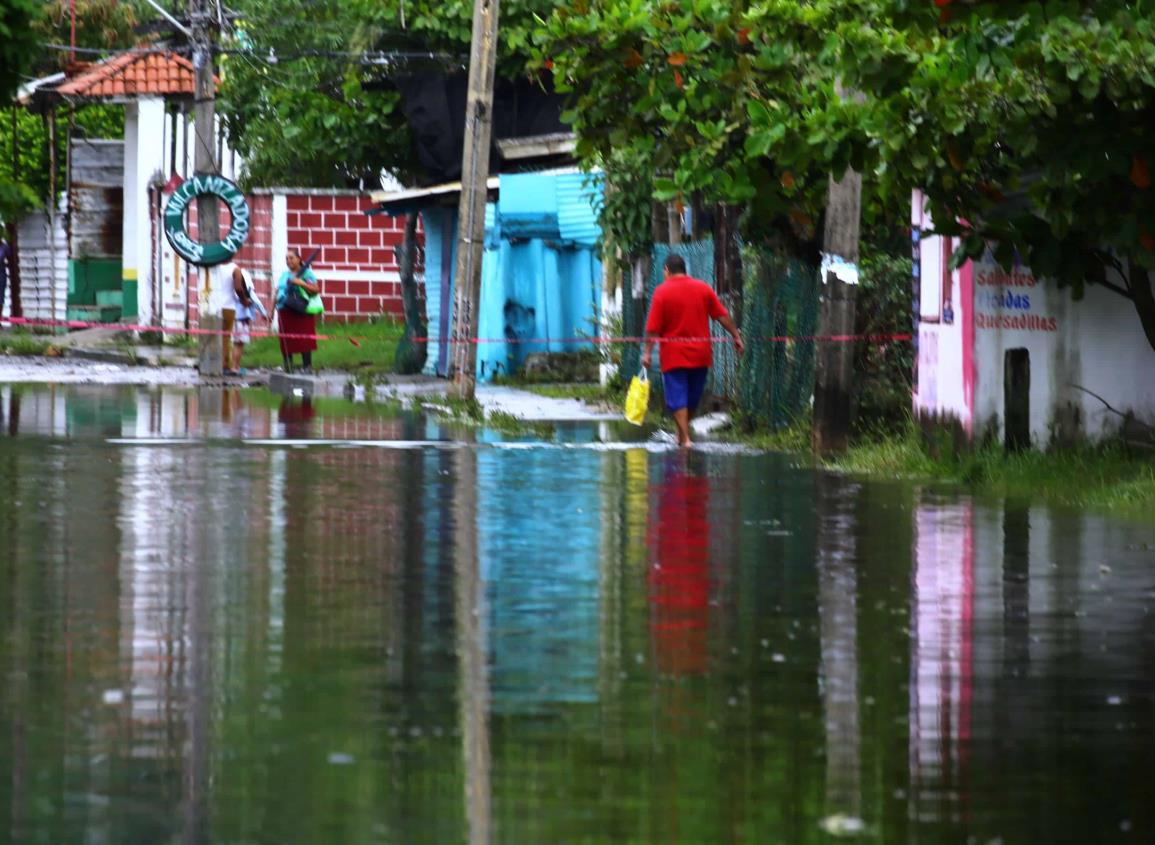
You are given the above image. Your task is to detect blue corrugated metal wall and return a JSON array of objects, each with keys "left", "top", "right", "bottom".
[{"left": 421, "top": 170, "right": 604, "bottom": 381}]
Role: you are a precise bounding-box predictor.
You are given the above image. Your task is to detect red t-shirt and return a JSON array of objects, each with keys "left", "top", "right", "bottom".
[{"left": 645, "top": 274, "right": 729, "bottom": 372}]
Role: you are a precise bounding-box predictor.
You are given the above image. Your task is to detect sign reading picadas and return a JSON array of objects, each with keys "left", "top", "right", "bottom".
[{"left": 163, "top": 174, "right": 251, "bottom": 266}]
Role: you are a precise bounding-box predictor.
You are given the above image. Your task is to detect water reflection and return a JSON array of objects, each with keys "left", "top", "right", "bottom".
[
  {"left": 0, "top": 384, "right": 1153, "bottom": 844},
  {"left": 909, "top": 497, "right": 974, "bottom": 827},
  {"left": 649, "top": 454, "right": 711, "bottom": 679}
]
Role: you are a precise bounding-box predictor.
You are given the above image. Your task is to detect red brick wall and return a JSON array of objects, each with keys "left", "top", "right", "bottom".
[
  {"left": 283, "top": 193, "right": 423, "bottom": 323},
  {"left": 188, "top": 189, "right": 423, "bottom": 325},
  {"left": 232, "top": 193, "right": 274, "bottom": 315}
]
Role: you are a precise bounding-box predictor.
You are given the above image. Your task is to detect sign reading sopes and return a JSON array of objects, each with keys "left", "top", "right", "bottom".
[
  {"left": 974, "top": 262, "right": 1059, "bottom": 332},
  {"left": 163, "top": 174, "right": 251, "bottom": 266}
]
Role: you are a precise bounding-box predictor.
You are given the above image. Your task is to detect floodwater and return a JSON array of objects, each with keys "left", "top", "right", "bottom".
[{"left": 0, "top": 384, "right": 1153, "bottom": 845}]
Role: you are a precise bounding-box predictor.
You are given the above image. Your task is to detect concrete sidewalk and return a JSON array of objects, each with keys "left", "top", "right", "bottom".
[{"left": 47, "top": 325, "right": 198, "bottom": 368}]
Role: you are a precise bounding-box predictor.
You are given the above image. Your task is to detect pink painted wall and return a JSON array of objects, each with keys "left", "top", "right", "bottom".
[{"left": 912, "top": 191, "right": 973, "bottom": 432}]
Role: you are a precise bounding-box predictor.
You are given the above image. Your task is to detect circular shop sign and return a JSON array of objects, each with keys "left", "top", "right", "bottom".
[{"left": 163, "top": 174, "right": 251, "bottom": 266}]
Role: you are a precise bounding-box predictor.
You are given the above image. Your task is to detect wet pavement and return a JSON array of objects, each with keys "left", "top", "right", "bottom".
[
  {"left": 0, "top": 359, "right": 618, "bottom": 421},
  {"left": 0, "top": 382, "right": 1153, "bottom": 844}
]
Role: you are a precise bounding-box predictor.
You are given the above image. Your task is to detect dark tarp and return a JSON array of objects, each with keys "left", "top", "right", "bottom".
[{"left": 392, "top": 73, "right": 567, "bottom": 185}]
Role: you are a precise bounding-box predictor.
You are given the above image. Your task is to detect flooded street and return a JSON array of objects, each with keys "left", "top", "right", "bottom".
[{"left": 1, "top": 384, "right": 1153, "bottom": 844}]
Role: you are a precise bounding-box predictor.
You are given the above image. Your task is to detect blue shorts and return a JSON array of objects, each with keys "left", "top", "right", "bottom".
[{"left": 663, "top": 367, "right": 708, "bottom": 412}]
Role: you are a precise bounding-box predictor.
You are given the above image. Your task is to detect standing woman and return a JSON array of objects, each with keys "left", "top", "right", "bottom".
[{"left": 275, "top": 249, "right": 320, "bottom": 373}]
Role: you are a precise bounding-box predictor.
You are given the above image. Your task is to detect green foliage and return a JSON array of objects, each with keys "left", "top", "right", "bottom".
[
  {"left": 0, "top": 180, "right": 39, "bottom": 224},
  {"left": 721, "top": 409, "right": 812, "bottom": 453},
  {"left": 0, "top": 329, "right": 61, "bottom": 356},
  {"left": 31, "top": 0, "right": 142, "bottom": 73},
  {"left": 540, "top": 1, "right": 1155, "bottom": 347},
  {"left": 485, "top": 409, "right": 557, "bottom": 439},
  {"left": 831, "top": 425, "right": 1155, "bottom": 517},
  {"left": 842, "top": 0, "right": 1155, "bottom": 293},
  {"left": 854, "top": 252, "right": 914, "bottom": 431},
  {"left": 0, "top": 105, "right": 124, "bottom": 211},
  {"left": 220, "top": 0, "right": 561, "bottom": 187},
  {"left": 537, "top": 1, "right": 846, "bottom": 255},
  {"left": 0, "top": 0, "right": 38, "bottom": 98}
]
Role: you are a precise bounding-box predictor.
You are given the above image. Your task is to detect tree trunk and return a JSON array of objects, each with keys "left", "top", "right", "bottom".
[
  {"left": 1132, "top": 265, "right": 1155, "bottom": 354},
  {"left": 394, "top": 213, "right": 427, "bottom": 375}
]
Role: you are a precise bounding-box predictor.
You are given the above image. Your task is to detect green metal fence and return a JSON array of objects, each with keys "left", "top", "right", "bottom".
[{"left": 735, "top": 247, "right": 819, "bottom": 429}]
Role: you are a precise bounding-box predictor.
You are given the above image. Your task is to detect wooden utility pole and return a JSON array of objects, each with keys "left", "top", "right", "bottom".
[
  {"left": 191, "top": 0, "right": 222, "bottom": 376},
  {"left": 449, "top": 0, "right": 500, "bottom": 400},
  {"left": 812, "top": 85, "right": 862, "bottom": 457}
]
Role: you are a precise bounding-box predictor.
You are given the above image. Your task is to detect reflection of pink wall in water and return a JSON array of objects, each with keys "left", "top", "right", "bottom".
[
  {"left": 648, "top": 467, "right": 710, "bottom": 678},
  {"left": 910, "top": 501, "right": 974, "bottom": 823},
  {"left": 960, "top": 262, "right": 975, "bottom": 435}
]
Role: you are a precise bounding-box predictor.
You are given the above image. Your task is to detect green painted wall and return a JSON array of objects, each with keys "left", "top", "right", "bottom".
[{"left": 68, "top": 258, "right": 122, "bottom": 306}]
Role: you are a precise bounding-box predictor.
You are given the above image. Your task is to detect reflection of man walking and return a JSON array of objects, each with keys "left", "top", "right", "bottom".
[{"left": 641, "top": 255, "right": 744, "bottom": 447}]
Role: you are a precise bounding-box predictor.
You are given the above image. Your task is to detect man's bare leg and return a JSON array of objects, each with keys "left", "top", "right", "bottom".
[{"left": 672, "top": 407, "right": 692, "bottom": 447}]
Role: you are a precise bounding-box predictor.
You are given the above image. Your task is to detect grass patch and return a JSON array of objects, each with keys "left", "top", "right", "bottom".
[
  {"left": 720, "top": 411, "right": 813, "bottom": 454},
  {"left": 241, "top": 317, "right": 405, "bottom": 374},
  {"left": 0, "top": 330, "right": 60, "bottom": 357},
  {"left": 408, "top": 393, "right": 558, "bottom": 439},
  {"left": 828, "top": 425, "right": 1155, "bottom": 516},
  {"left": 409, "top": 392, "right": 484, "bottom": 422},
  {"left": 486, "top": 410, "right": 557, "bottom": 439}
]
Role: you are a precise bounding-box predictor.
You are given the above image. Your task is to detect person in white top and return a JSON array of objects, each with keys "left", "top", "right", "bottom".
[{"left": 222, "top": 261, "right": 269, "bottom": 375}]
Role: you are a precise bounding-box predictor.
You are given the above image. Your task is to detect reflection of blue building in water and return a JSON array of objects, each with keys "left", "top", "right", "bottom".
[
  {"left": 477, "top": 449, "right": 602, "bottom": 713},
  {"left": 373, "top": 169, "right": 604, "bottom": 382}
]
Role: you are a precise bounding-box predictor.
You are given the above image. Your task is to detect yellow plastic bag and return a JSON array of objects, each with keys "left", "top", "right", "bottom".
[{"left": 624, "top": 368, "right": 650, "bottom": 425}]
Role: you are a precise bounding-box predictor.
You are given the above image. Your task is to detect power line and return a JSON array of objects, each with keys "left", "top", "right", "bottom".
[
  {"left": 39, "top": 41, "right": 463, "bottom": 66},
  {"left": 41, "top": 42, "right": 188, "bottom": 56}
]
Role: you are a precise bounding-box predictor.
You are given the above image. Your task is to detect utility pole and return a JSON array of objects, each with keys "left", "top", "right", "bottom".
[
  {"left": 449, "top": 0, "right": 500, "bottom": 400},
  {"left": 812, "top": 83, "right": 862, "bottom": 457},
  {"left": 190, "top": 0, "right": 222, "bottom": 376}
]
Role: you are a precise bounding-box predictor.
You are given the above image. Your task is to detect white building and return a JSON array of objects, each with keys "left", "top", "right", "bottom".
[{"left": 912, "top": 191, "right": 1155, "bottom": 447}]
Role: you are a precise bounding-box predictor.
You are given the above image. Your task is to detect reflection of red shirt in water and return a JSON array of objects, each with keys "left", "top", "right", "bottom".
[{"left": 648, "top": 464, "right": 710, "bottom": 676}]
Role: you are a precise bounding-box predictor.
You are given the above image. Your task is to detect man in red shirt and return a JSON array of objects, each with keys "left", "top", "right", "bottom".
[{"left": 641, "top": 255, "right": 744, "bottom": 447}]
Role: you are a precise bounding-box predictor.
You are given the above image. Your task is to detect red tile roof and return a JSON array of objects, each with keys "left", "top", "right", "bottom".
[{"left": 57, "top": 50, "right": 216, "bottom": 98}]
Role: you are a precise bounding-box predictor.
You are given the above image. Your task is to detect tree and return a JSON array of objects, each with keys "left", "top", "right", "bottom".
[
  {"left": 839, "top": 0, "right": 1155, "bottom": 351},
  {"left": 2, "top": 2, "right": 135, "bottom": 218},
  {"left": 219, "top": 0, "right": 560, "bottom": 188},
  {"left": 536, "top": 0, "right": 848, "bottom": 261},
  {"left": 31, "top": 0, "right": 142, "bottom": 72},
  {"left": 539, "top": 0, "right": 1155, "bottom": 353},
  {"left": 0, "top": 0, "right": 39, "bottom": 98}
]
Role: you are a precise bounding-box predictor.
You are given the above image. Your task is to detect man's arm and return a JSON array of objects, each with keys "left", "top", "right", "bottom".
[
  {"left": 641, "top": 334, "right": 657, "bottom": 370},
  {"left": 716, "top": 313, "right": 745, "bottom": 356}
]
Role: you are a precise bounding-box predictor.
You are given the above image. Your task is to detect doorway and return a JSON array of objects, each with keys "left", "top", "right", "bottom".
[{"left": 1004, "top": 348, "right": 1030, "bottom": 452}]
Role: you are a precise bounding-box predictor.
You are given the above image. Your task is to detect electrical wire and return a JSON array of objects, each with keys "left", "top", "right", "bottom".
[{"left": 39, "top": 41, "right": 462, "bottom": 66}]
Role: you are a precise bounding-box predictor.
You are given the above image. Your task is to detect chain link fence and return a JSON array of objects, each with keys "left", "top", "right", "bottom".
[{"left": 735, "top": 247, "right": 819, "bottom": 429}]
